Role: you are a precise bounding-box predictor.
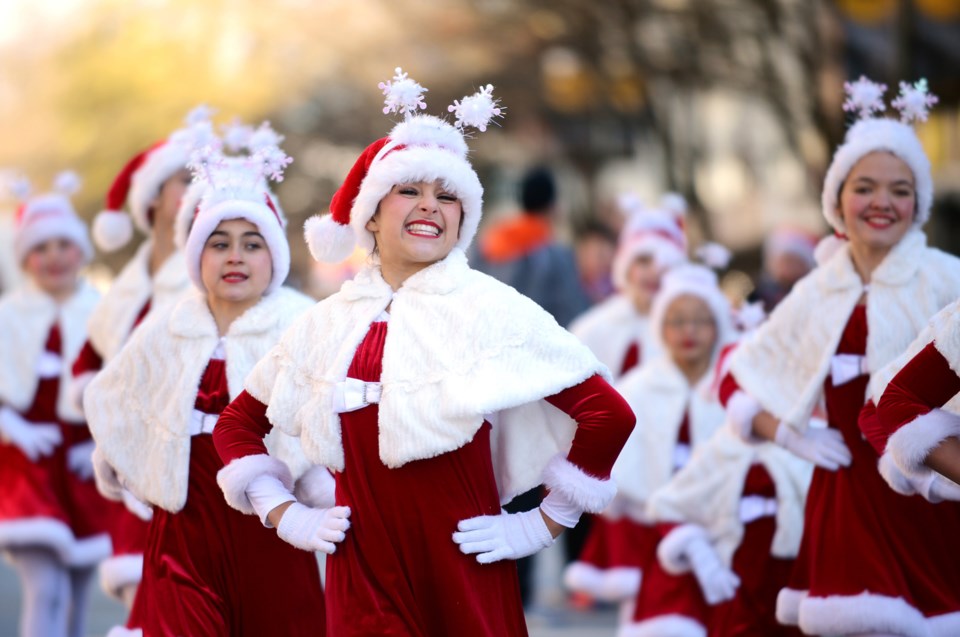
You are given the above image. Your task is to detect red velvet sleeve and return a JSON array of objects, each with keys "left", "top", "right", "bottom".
[
  {"left": 213, "top": 390, "right": 274, "bottom": 465},
  {"left": 876, "top": 342, "right": 960, "bottom": 440},
  {"left": 71, "top": 339, "right": 103, "bottom": 377},
  {"left": 717, "top": 372, "right": 742, "bottom": 408},
  {"left": 544, "top": 374, "right": 636, "bottom": 479}
]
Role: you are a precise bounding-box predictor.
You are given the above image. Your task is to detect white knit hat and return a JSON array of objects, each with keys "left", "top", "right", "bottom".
[
  {"left": 304, "top": 68, "right": 502, "bottom": 263},
  {"left": 12, "top": 172, "right": 93, "bottom": 264},
  {"left": 612, "top": 192, "right": 688, "bottom": 290},
  {"left": 822, "top": 77, "right": 938, "bottom": 233},
  {"left": 179, "top": 121, "right": 291, "bottom": 295},
  {"left": 93, "top": 106, "right": 217, "bottom": 252}
]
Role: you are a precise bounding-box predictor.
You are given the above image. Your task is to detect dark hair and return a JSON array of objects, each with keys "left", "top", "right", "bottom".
[{"left": 520, "top": 167, "right": 556, "bottom": 214}]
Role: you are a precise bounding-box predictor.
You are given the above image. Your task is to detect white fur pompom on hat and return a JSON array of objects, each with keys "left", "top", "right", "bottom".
[
  {"left": 304, "top": 68, "right": 502, "bottom": 263},
  {"left": 822, "top": 77, "right": 937, "bottom": 234}
]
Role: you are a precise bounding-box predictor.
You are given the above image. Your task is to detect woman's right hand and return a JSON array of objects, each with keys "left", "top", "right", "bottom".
[
  {"left": 0, "top": 406, "right": 61, "bottom": 462},
  {"left": 274, "top": 502, "right": 351, "bottom": 553},
  {"left": 775, "top": 421, "right": 852, "bottom": 470}
]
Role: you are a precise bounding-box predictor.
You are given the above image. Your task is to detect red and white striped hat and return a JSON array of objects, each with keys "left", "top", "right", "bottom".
[{"left": 12, "top": 172, "right": 93, "bottom": 264}]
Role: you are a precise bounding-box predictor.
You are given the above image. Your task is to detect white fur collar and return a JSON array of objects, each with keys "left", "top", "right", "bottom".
[
  {"left": 87, "top": 241, "right": 190, "bottom": 362},
  {"left": 246, "top": 248, "right": 608, "bottom": 502},
  {"left": 611, "top": 356, "right": 725, "bottom": 512},
  {"left": 85, "top": 287, "right": 315, "bottom": 512},
  {"left": 0, "top": 281, "right": 99, "bottom": 421},
  {"left": 729, "top": 230, "right": 960, "bottom": 429},
  {"left": 648, "top": 428, "right": 812, "bottom": 565}
]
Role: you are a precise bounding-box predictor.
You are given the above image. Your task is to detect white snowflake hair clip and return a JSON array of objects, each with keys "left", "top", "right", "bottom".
[
  {"left": 842, "top": 76, "right": 888, "bottom": 120},
  {"left": 892, "top": 79, "right": 938, "bottom": 124},
  {"left": 379, "top": 67, "right": 428, "bottom": 117},
  {"left": 448, "top": 84, "right": 504, "bottom": 133},
  {"left": 696, "top": 242, "right": 732, "bottom": 270}
]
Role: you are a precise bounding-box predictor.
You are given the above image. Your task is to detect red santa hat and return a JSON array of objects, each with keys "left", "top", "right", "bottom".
[
  {"left": 179, "top": 121, "right": 291, "bottom": 295},
  {"left": 304, "top": 68, "right": 502, "bottom": 262},
  {"left": 822, "top": 77, "right": 937, "bottom": 233},
  {"left": 649, "top": 263, "right": 734, "bottom": 358},
  {"left": 611, "top": 192, "right": 688, "bottom": 290},
  {"left": 93, "top": 106, "right": 216, "bottom": 252},
  {"left": 12, "top": 172, "right": 93, "bottom": 264}
]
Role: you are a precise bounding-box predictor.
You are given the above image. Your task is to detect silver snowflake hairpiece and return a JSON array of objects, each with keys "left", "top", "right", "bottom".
[
  {"left": 842, "top": 76, "right": 887, "bottom": 120},
  {"left": 379, "top": 67, "right": 428, "bottom": 117},
  {"left": 892, "top": 79, "right": 938, "bottom": 124},
  {"left": 448, "top": 84, "right": 503, "bottom": 132}
]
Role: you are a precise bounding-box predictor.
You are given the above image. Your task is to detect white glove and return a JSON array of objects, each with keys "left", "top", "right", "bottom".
[
  {"left": 686, "top": 536, "right": 740, "bottom": 605},
  {"left": 67, "top": 439, "right": 95, "bottom": 480},
  {"left": 121, "top": 489, "right": 153, "bottom": 522},
  {"left": 276, "top": 502, "right": 351, "bottom": 553},
  {"left": 775, "top": 422, "right": 851, "bottom": 470},
  {"left": 917, "top": 472, "right": 960, "bottom": 503},
  {"left": 92, "top": 445, "right": 124, "bottom": 501},
  {"left": 453, "top": 508, "right": 555, "bottom": 564},
  {"left": 0, "top": 406, "right": 61, "bottom": 461}
]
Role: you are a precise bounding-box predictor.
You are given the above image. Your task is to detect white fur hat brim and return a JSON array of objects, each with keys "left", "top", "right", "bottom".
[
  {"left": 184, "top": 199, "right": 289, "bottom": 295},
  {"left": 612, "top": 237, "right": 686, "bottom": 290},
  {"left": 649, "top": 265, "right": 734, "bottom": 357},
  {"left": 15, "top": 195, "right": 93, "bottom": 264},
  {"left": 821, "top": 118, "right": 932, "bottom": 233},
  {"left": 128, "top": 144, "right": 191, "bottom": 234}
]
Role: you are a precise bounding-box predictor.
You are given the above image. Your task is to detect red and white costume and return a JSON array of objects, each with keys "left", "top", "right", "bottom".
[
  {"left": 622, "top": 427, "right": 810, "bottom": 637},
  {"left": 84, "top": 287, "right": 323, "bottom": 636},
  {"left": 722, "top": 229, "right": 960, "bottom": 636},
  {"left": 213, "top": 247, "right": 636, "bottom": 636},
  {"left": 0, "top": 280, "right": 113, "bottom": 567}
]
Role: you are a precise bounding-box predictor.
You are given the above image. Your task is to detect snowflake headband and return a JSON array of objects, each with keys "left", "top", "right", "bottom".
[
  {"left": 842, "top": 76, "right": 938, "bottom": 124},
  {"left": 378, "top": 67, "right": 504, "bottom": 133}
]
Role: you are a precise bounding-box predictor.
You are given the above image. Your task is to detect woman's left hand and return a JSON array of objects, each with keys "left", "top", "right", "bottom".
[{"left": 453, "top": 508, "right": 555, "bottom": 564}]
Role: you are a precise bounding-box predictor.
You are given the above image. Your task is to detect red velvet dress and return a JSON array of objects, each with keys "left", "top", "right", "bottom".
[
  {"left": 630, "top": 465, "right": 800, "bottom": 636},
  {"left": 0, "top": 324, "right": 112, "bottom": 565},
  {"left": 128, "top": 356, "right": 324, "bottom": 637},
  {"left": 720, "top": 306, "right": 960, "bottom": 632},
  {"left": 73, "top": 301, "right": 152, "bottom": 564},
  {"left": 214, "top": 318, "right": 634, "bottom": 636}
]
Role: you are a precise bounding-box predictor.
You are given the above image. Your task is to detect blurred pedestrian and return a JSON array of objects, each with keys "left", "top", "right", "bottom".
[{"left": 573, "top": 219, "right": 617, "bottom": 305}]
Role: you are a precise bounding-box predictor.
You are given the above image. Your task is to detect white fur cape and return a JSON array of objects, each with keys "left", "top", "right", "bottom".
[
  {"left": 0, "top": 281, "right": 99, "bottom": 422},
  {"left": 244, "top": 248, "right": 609, "bottom": 504},
  {"left": 648, "top": 427, "right": 812, "bottom": 567},
  {"left": 84, "top": 287, "right": 315, "bottom": 513},
  {"left": 728, "top": 230, "right": 960, "bottom": 432},
  {"left": 87, "top": 241, "right": 190, "bottom": 363},
  {"left": 569, "top": 294, "right": 657, "bottom": 380},
  {"left": 611, "top": 356, "right": 725, "bottom": 515}
]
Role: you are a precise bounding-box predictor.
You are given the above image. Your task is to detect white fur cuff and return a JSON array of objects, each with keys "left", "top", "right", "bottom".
[
  {"left": 293, "top": 465, "right": 336, "bottom": 510},
  {"left": 618, "top": 615, "right": 706, "bottom": 637},
  {"left": 726, "top": 391, "right": 762, "bottom": 443},
  {"left": 887, "top": 408, "right": 960, "bottom": 475},
  {"left": 797, "top": 591, "right": 929, "bottom": 637},
  {"left": 217, "top": 454, "right": 294, "bottom": 515},
  {"left": 541, "top": 454, "right": 617, "bottom": 514},
  {"left": 776, "top": 587, "right": 806, "bottom": 626},
  {"left": 657, "top": 524, "right": 709, "bottom": 576}
]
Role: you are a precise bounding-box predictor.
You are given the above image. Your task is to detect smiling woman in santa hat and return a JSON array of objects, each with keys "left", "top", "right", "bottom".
[
  {"left": 67, "top": 108, "right": 213, "bottom": 612},
  {"left": 83, "top": 124, "right": 325, "bottom": 637},
  {"left": 717, "top": 78, "right": 960, "bottom": 637},
  {"left": 0, "top": 173, "right": 113, "bottom": 637},
  {"left": 211, "top": 69, "right": 635, "bottom": 636}
]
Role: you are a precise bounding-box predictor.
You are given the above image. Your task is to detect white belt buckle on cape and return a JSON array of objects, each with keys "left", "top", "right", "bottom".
[
  {"left": 188, "top": 409, "right": 219, "bottom": 436},
  {"left": 830, "top": 353, "right": 867, "bottom": 386},
  {"left": 738, "top": 494, "right": 778, "bottom": 524},
  {"left": 333, "top": 377, "right": 382, "bottom": 413}
]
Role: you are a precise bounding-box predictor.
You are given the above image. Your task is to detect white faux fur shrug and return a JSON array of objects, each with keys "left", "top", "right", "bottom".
[
  {"left": 728, "top": 230, "right": 960, "bottom": 432},
  {"left": 87, "top": 240, "right": 189, "bottom": 362},
  {"left": 244, "top": 248, "right": 609, "bottom": 504},
  {"left": 611, "top": 356, "right": 725, "bottom": 516},
  {"left": 0, "top": 281, "right": 99, "bottom": 422},
  {"left": 648, "top": 428, "right": 812, "bottom": 566},
  {"left": 569, "top": 294, "right": 657, "bottom": 380},
  {"left": 84, "top": 287, "right": 315, "bottom": 513}
]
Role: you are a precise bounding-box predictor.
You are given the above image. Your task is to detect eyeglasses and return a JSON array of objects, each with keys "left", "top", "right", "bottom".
[{"left": 663, "top": 316, "right": 715, "bottom": 330}]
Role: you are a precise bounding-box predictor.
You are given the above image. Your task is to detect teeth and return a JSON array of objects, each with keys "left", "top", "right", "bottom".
[{"left": 406, "top": 223, "right": 441, "bottom": 236}]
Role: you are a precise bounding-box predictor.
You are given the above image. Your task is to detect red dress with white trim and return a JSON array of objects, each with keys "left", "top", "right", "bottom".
[
  {"left": 215, "top": 319, "right": 634, "bottom": 636},
  {"left": 0, "top": 321, "right": 112, "bottom": 567},
  {"left": 128, "top": 351, "right": 323, "bottom": 637}
]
